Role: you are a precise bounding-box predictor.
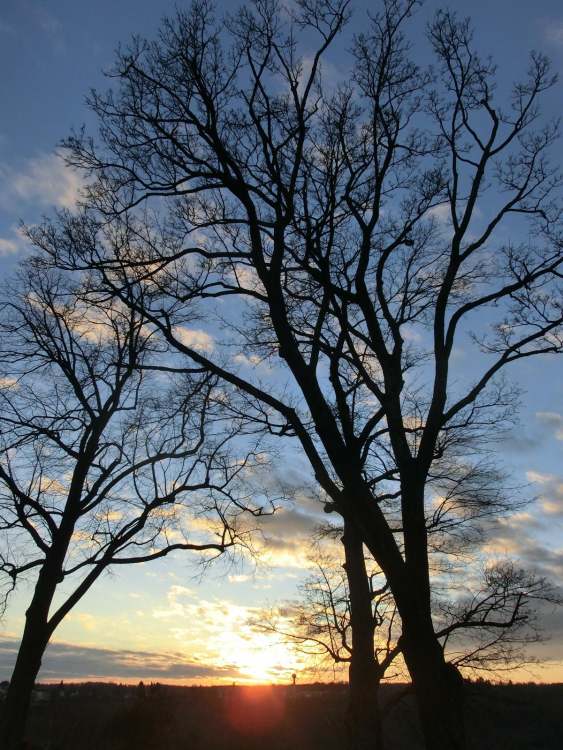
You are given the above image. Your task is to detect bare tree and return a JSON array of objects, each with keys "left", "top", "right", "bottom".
[
  {"left": 264, "top": 535, "right": 558, "bottom": 750},
  {"left": 260, "top": 524, "right": 399, "bottom": 750},
  {"left": 436, "top": 562, "right": 560, "bottom": 676},
  {"left": 0, "top": 256, "right": 270, "bottom": 749},
  {"left": 35, "top": 0, "right": 563, "bottom": 747}
]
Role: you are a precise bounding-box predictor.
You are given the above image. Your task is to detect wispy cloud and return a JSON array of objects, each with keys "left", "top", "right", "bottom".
[
  {"left": 295, "top": 53, "right": 344, "bottom": 98},
  {"left": 482, "top": 524, "right": 563, "bottom": 579},
  {"left": 151, "top": 586, "right": 303, "bottom": 682},
  {"left": 0, "top": 152, "right": 84, "bottom": 212},
  {"left": 482, "top": 486, "right": 563, "bottom": 579},
  {"left": 536, "top": 412, "right": 563, "bottom": 441},
  {"left": 0, "top": 377, "right": 18, "bottom": 389},
  {"left": 0, "top": 237, "right": 19, "bottom": 255},
  {"left": 426, "top": 202, "right": 451, "bottom": 223},
  {"left": 233, "top": 353, "right": 266, "bottom": 368},
  {"left": 526, "top": 470, "right": 563, "bottom": 518},
  {"left": 174, "top": 327, "right": 215, "bottom": 353},
  {"left": 0, "top": 224, "right": 32, "bottom": 257},
  {"left": 257, "top": 507, "right": 320, "bottom": 561}
]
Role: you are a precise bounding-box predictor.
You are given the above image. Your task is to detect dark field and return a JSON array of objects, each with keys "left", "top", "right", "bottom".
[{"left": 2, "top": 681, "right": 561, "bottom": 750}]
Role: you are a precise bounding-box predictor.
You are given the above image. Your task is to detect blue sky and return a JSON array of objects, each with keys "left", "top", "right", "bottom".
[{"left": 1, "top": 0, "right": 563, "bottom": 684}]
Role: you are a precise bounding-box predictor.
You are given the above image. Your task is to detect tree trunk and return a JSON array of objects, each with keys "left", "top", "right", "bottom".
[
  {"left": 2, "top": 503, "right": 80, "bottom": 749},
  {"left": 1, "top": 557, "right": 62, "bottom": 750},
  {"left": 343, "top": 521, "right": 383, "bottom": 750},
  {"left": 347, "top": 647, "right": 383, "bottom": 750},
  {"left": 352, "top": 477, "right": 467, "bottom": 750},
  {"left": 397, "top": 473, "right": 466, "bottom": 750},
  {"left": 2, "top": 609, "right": 51, "bottom": 749},
  {"left": 400, "top": 623, "right": 466, "bottom": 750}
]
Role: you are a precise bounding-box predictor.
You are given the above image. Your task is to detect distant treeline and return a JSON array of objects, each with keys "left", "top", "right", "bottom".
[{"left": 0, "top": 681, "right": 560, "bottom": 750}]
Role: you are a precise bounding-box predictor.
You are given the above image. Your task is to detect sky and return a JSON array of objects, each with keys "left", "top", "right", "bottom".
[{"left": 0, "top": 0, "right": 563, "bottom": 686}]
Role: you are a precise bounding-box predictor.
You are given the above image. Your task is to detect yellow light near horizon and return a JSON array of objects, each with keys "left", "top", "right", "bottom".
[
  {"left": 164, "top": 598, "right": 307, "bottom": 684},
  {"left": 227, "top": 632, "right": 300, "bottom": 684},
  {"left": 152, "top": 592, "right": 312, "bottom": 685}
]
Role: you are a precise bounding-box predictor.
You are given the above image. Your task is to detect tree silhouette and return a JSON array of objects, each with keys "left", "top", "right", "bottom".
[
  {"left": 34, "top": 0, "right": 563, "bottom": 747},
  {"left": 261, "top": 531, "right": 558, "bottom": 750},
  {"left": 258, "top": 525, "right": 398, "bottom": 750},
  {"left": 0, "top": 255, "right": 271, "bottom": 749}
]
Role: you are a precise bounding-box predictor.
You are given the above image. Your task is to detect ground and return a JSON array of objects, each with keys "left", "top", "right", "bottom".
[{"left": 1, "top": 681, "right": 561, "bottom": 749}]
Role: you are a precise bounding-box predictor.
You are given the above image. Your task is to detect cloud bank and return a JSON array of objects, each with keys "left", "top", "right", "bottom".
[{"left": 0, "top": 637, "right": 233, "bottom": 683}]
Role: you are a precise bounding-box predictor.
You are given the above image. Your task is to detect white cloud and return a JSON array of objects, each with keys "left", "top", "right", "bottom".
[
  {"left": 252, "top": 505, "right": 332, "bottom": 569},
  {"left": 526, "top": 470, "right": 554, "bottom": 485},
  {"left": 427, "top": 203, "right": 451, "bottom": 223},
  {"left": 228, "top": 574, "right": 252, "bottom": 584},
  {"left": 67, "top": 612, "right": 98, "bottom": 633},
  {"left": 153, "top": 585, "right": 195, "bottom": 619},
  {"left": 229, "top": 265, "right": 266, "bottom": 295},
  {"left": 542, "top": 499, "right": 563, "bottom": 516},
  {"left": 482, "top": 509, "right": 563, "bottom": 581},
  {"left": 174, "top": 327, "right": 215, "bottom": 353},
  {"left": 427, "top": 202, "right": 482, "bottom": 227},
  {"left": 526, "top": 470, "right": 563, "bottom": 517},
  {"left": 0, "top": 377, "right": 18, "bottom": 389},
  {"left": 0, "top": 152, "right": 84, "bottom": 212},
  {"left": 0, "top": 225, "right": 29, "bottom": 257},
  {"left": 400, "top": 324, "right": 423, "bottom": 343},
  {"left": 233, "top": 353, "right": 263, "bottom": 368},
  {"left": 152, "top": 586, "right": 303, "bottom": 682},
  {"left": 536, "top": 412, "right": 563, "bottom": 441},
  {"left": 0, "top": 237, "right": 18, "bottom": 255},
  {"left": 297, "top": 55, "right": 343, "bottom": 97}
]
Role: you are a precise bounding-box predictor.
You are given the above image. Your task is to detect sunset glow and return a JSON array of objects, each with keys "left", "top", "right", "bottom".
[
  {"left": 0, "top": 4, "right": 563, "bottom": 743},
  {"left": 227, "top": 634, "right": 301, "bottom": 684}
]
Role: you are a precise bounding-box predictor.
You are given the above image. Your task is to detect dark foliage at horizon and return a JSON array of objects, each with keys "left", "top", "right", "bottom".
[{"left": 1, "top": 681, "right": 561, "bottom": 750}]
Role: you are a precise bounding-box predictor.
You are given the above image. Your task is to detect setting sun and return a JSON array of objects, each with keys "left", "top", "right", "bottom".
[
  {"left": 219, "top": 630, "right": 301, "bottom": 684},
  {"left": 233, "top": 638, "right": 299, "bottom": 683}
]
